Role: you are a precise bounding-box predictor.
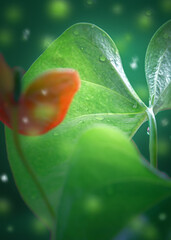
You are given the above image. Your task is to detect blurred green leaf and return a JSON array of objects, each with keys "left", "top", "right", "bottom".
[
  {"left": 56, "top": 125, "right": 171, "bottom": 240},
  {"left": 145, "top": 20, "right": 171, "bottom": 113},
  {"left": 5, "top": 23, "right": 147, "bottom": 226}
]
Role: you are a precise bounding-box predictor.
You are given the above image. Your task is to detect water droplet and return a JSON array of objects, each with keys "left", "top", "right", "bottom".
[
  {"left": 95, "top": 116, "right": 104, "bottom": 121},
  {"left": 147, "top": 127, "right": 150, "bottom": 135},
  {"left": 0, "top": 174, "right": 8, "bottom": 183},
  {"left": 99, "top": 55, "right": 106, "bottom": 62},
  {"left": 80, "top": 46, "right": 84, "bottom": 50},
  {"left": 158, "top": 212, "right": 167, "bottom": 221},
  {"left": 133, "top": 103, "right": 137, "bottom": 109},
  {"left": 73, "top": 30, "right": 79, "bottom": 36}
]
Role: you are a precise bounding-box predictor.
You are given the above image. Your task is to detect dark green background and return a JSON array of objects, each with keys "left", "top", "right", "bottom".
[{"left": 0, "top": 0, "right": 171, "bottom": 239}]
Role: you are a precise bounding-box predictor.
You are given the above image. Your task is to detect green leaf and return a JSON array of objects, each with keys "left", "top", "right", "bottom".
[
  {"left": 56, "top": 125, "right": 171, "bottom": 240},
  {"left": 145, "top": 20, "right": 171, "bottom": 113},
  {"left": 24, "top": 23, "right": 147, "bottom": 136},
  {"left": 5, "top": 23, "right": 147, "bottom": 226}
]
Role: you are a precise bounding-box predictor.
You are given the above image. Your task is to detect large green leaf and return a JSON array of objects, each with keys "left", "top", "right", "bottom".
[
  {"left": 56, "top": 125, "right": 171, "bottom": 240},
  {"left": 145, "top": 20, "right": 171, "bottom": 113},
  {"left": 5, "top": 23, "right": 147, "bottom": 226},
  {"left": 23, "top": 23, "right": 147, "bottom": 136}
]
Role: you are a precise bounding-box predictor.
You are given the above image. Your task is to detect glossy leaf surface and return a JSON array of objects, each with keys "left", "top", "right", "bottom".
[
  {"left": 5, "top": 23, "right": 147, "bottom": 226},
  {"left": 145, "top": 20, "right": 171, "bottom": 113},
  {"left": 56, "top": 125, "right": 171, "bottom": 240}
]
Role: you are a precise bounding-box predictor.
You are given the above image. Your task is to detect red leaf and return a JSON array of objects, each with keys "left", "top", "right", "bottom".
[
  {"left": 0, "top": 54, "right": 13, "bottom": 127},
  {"left": 17, "top": 69, "right": 80, "bottom": 135}
]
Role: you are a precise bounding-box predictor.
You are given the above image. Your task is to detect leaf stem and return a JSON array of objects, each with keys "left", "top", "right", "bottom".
[
  {"left": 11, "top": 108, "right": 55, "bottom": 221},
  {"left": 147, "top": 107, "right": 158, "bottom": 168}
]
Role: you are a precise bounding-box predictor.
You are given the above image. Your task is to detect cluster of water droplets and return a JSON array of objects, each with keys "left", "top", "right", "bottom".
[
  {"left": 22, "top": 28, "right": 30, "bottom": 41},
  {"left": 130, "top": 56, "right": 139, "bottom": 70}
]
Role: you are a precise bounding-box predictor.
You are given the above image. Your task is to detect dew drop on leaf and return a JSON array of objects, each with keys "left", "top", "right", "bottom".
[
  {"left": 133, "top": 103, "right": 137, "bottom": 109},
  {"left": 99, "top": 55, "right": 106, "bottom": 62},
  {"left": 95, "top": 116, "right": 104, "bottom": 121},
  {"left": 73, "top": 30, "right": 79, "bottom": 36}
]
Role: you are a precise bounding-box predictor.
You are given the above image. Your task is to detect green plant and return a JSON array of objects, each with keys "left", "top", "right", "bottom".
[{"left": 2, "top": 20, "right": 171, "bottom": 239}]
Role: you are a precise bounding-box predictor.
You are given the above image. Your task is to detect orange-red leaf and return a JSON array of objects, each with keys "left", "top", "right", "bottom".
[{"left": 17, "top": 69, "right": 80, "bottom": 135}]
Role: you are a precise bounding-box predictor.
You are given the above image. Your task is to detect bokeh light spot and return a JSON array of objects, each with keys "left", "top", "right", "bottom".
[
  {"left": 40, "top": 35, "right": 55, "bottom": 50},
  {"left": 0, "top": 173, "right": 8, "bottom": 183},
  {"left": 83, "top": 195, "right": 102, "bottom": 214},
  {"left": 130, "top": 56, "right": 139, "bottom": 70},
  {"left": 115, "top": 33, "right": 133, "bottom": 53},
  {"left": 158, "top": 212, "right": 167, "bottom": 221},
  {"left": 161, "top": 118, "right": 169, "bottom": 127},
  {"left": 0, "top": 198, "right": 11, "bottom": 215},
  {"left": 31, "top": 218, "right": 47, "bottom": 235},
  {"left": 161, "top": 0, "right": 171, "bottom": 13},
  {"left": 112, "top": 3, "right": 123, "bottom": 15},
  {"left": 4, "top": 5, "right": 23, "bottom": 23},
  {"left": 47, "top": 0, "right": 72, "bottom": 20},
  {"left": 137, "top": 11, "right": 153, "bottom": 30},
  {"left": 0, "top": 29, "right": 14, "bottom": 47},
  {"left": 158, "top": 138, "right": 170, "bottom": 156},
  {"left": 6, "top": 225, "right": 14, "bottom": 232},
  {"left": 84, "top": 0, "right": 96, "bottom": 7}
]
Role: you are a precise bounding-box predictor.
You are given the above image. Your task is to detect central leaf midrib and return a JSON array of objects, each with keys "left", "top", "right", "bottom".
[
  {"left": 64, "top": 112, "right": 146, "bottom": 126},
  {"left": 81, "top": 80, "right": 138, "bottom": 106}
]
